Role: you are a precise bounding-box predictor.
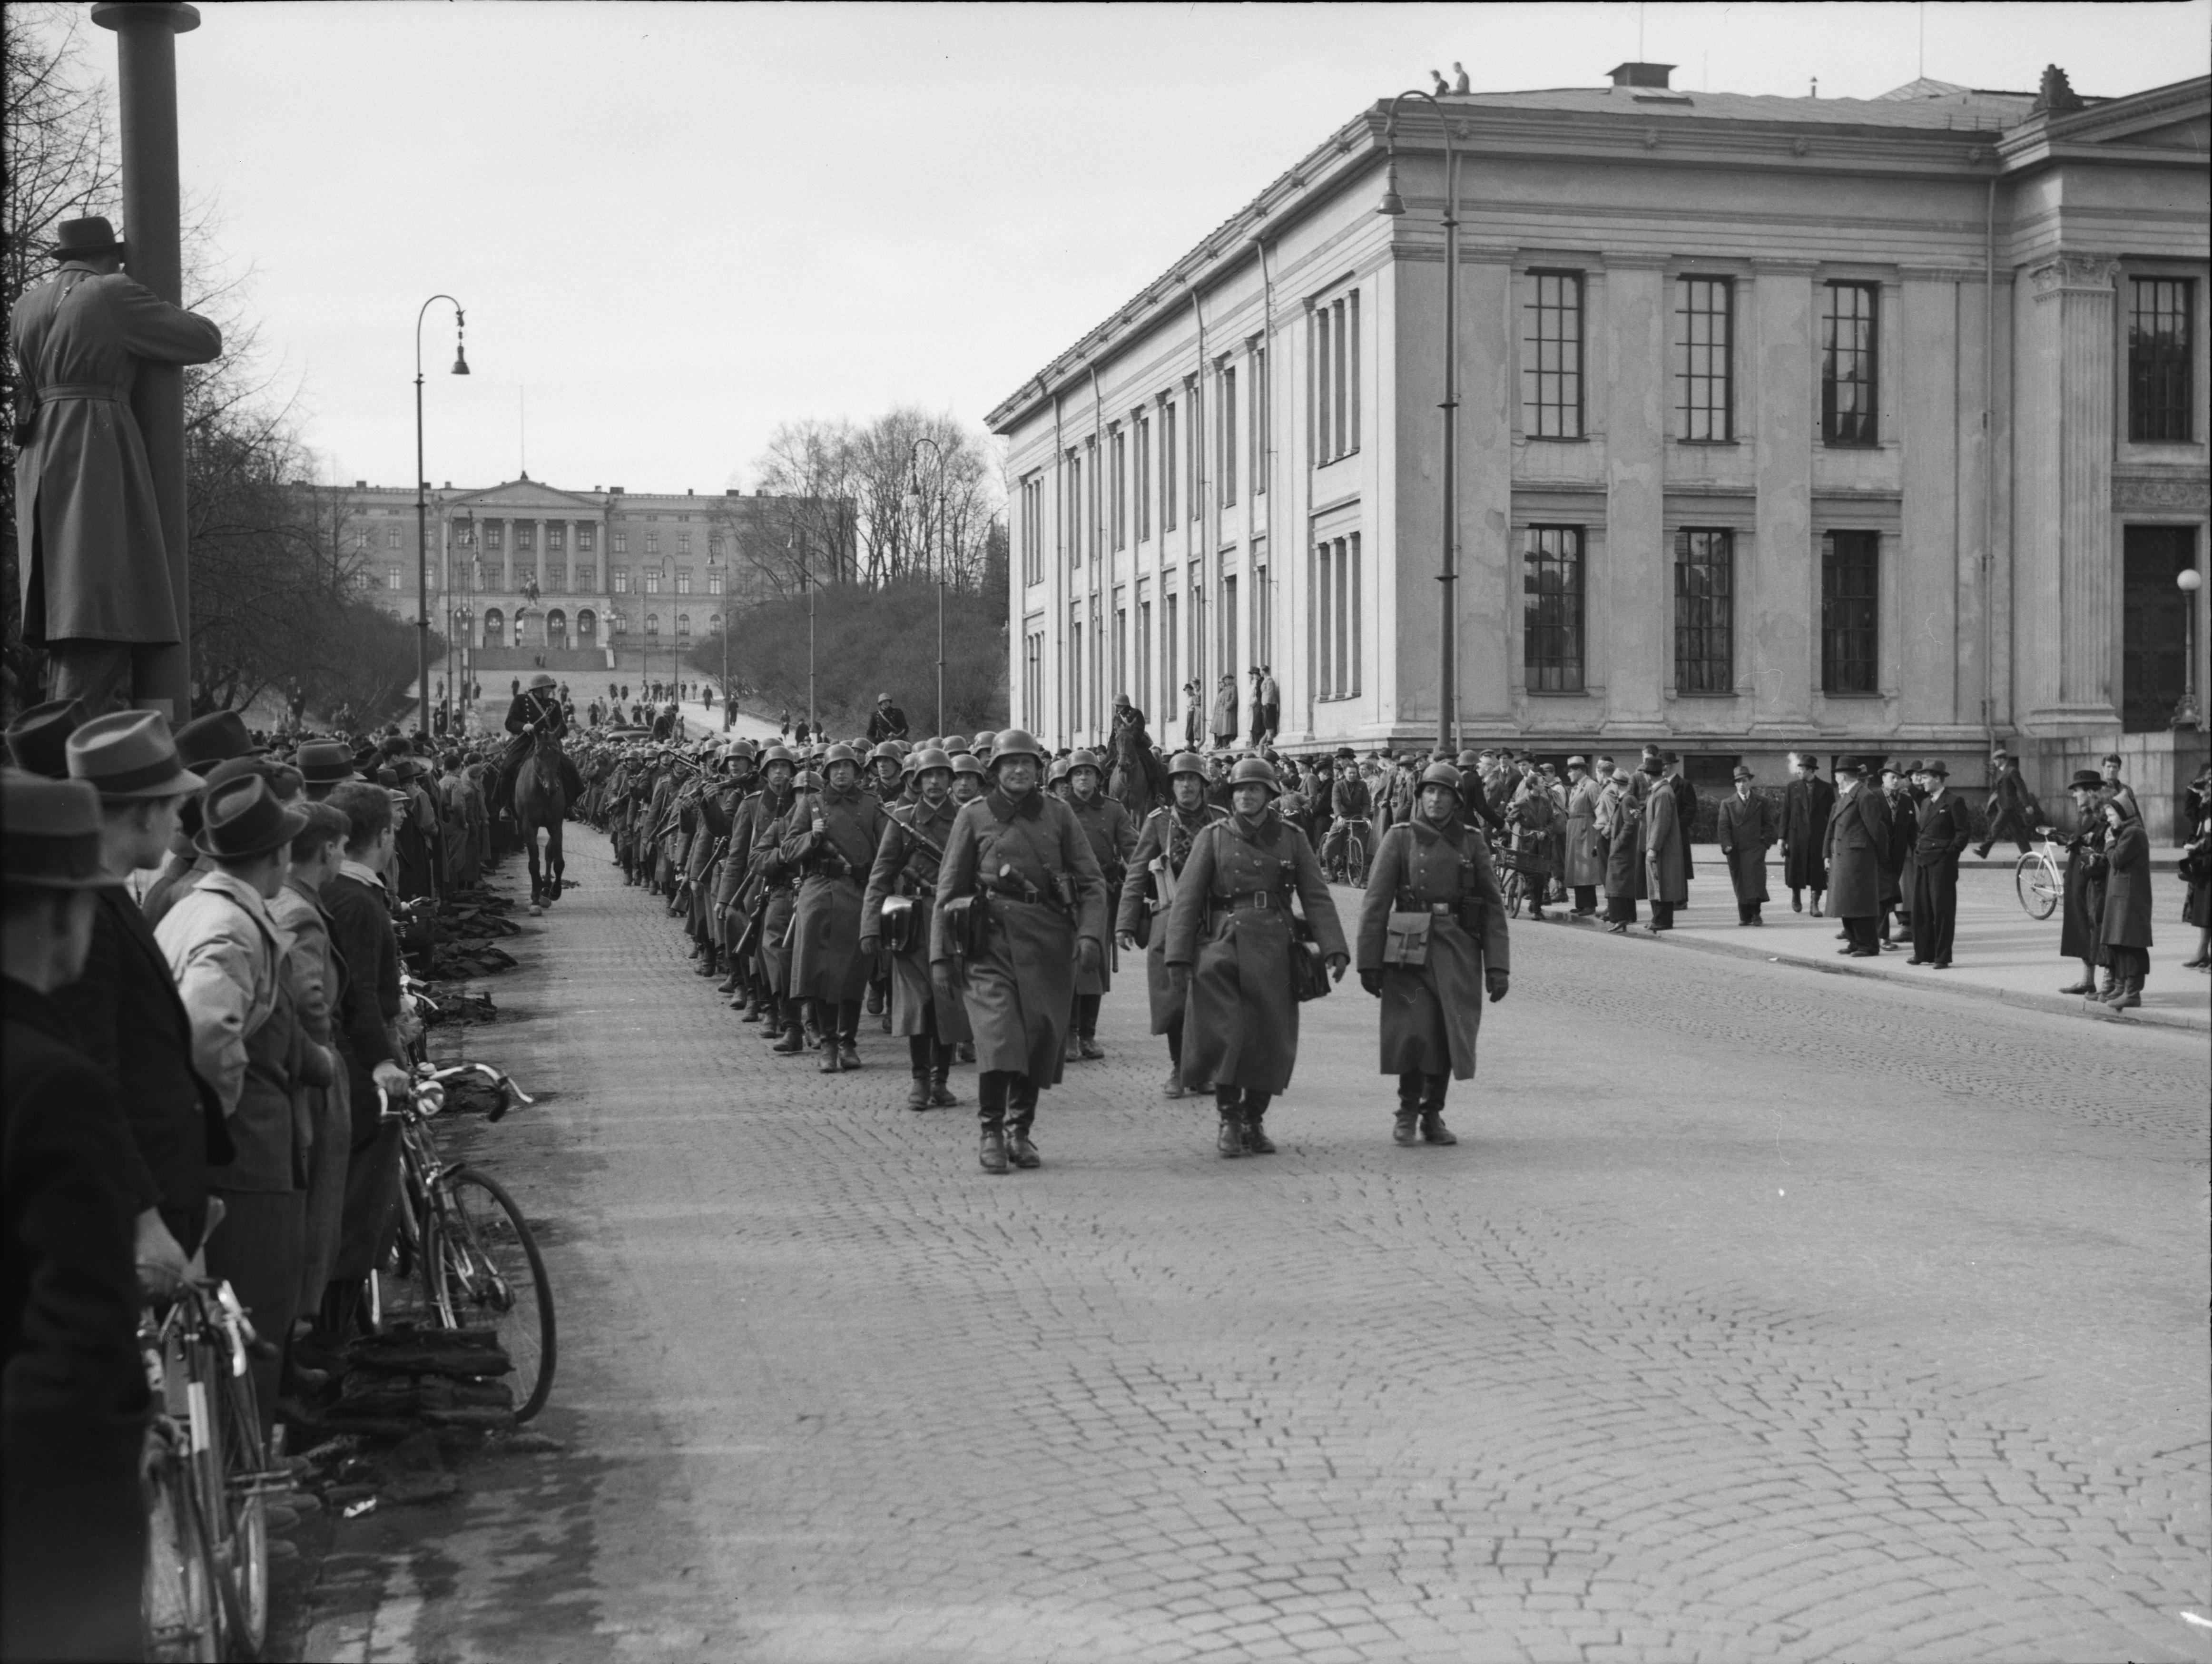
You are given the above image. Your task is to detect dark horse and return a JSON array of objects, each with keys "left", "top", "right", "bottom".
[
  {"left": 1106, "top": 714, "right": 1168, "bottom": 824},
  {"left": 515, "top": 725, "right": 568, "bottom": 914}
]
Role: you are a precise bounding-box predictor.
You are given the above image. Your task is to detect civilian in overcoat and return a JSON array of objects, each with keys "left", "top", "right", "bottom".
[
  {"left": 2055, "top": 771, "right": 2108, "bottom": 992},
  {"left": 932, "top": 730, "right": 1108, "bottom": 1173},
  {"left": 1355, "top": 764, "right": 1509, "bottom": 1148},
  {"left": 10, "top": 218, "right": 223, "bottom": 709},
  {"left": 1162, "top": 757, "right": 1348, "bottom": 1154},
  {"left": 781, "top": 746, "right": 887, "bottom": 1070},
  {"left": 1781, "top": 755, "right": 1835, "bottom": 910},
  {"left": 1599, "top": 772, "right": 1646, "bottom": 929},
  {"left": 2098, "top": 797, "right": 2154, "bottom": 986},
  {"left": 1562, "top": 760, "right": 1604, "bottom": 913},
  {"left": 1714, "top": 766, "right": 1775, "bottom": 924},
  {"left": 1641, "top": 761, "right": 1689, "bottom": 926},
  {"left": 1822, "top": 760, "right": 1889, "bottom": 952},
  {"left": 1114, "top": 758, "right": 1226, "bottom": 1097},
  {"left": 1908, "top": 762, "right": 1973, "bottom": 967}
]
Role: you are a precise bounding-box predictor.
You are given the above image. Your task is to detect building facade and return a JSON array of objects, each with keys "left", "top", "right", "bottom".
[{"left": 990, "top": 64, "right": 2210, "bottom": 833}]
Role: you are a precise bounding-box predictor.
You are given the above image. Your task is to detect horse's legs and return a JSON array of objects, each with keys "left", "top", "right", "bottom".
[
  {"left": 547, "top": 817, "right": 565, "bottom": 898},
  {"left": 525, "top": 824, "right": 544, "bottom": 910}
]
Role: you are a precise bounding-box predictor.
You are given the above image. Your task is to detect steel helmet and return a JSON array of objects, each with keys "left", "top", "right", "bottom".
[
  {"left": 910, "top": 746, "right": 953, "bottom": 776},
  {"left": 1229, "top": 756, "right": 1281, "bottom": 797},
  {"left": 823, "top": 742, "right": 862, "bottom": 770},
  {"left": 759, "top": 744, "right": 795, "bottom": 769},
  {"left": 1046, "top": 756, "right": 1072, "bottom": 785},
  {"left": 869, "top": 740, "right": 903, "bottom": 766},
  {"left": 951, "top": 753, "right": 987, "bottom": 779},
  {"left": 1066, "top": 748, "right": 1102, "bottom": 777},
  {"left": 728, "top": 738, "right": 757, "bottom": 761},
  {"left": 1455, "top": 749, "right": 1483, "bottom": 772},
  {"left": 941, "top": 733, "right": 971, "bottom": 755},
  {"left": 1420, "top": 761, "right": 1465, "bottom": 795},
  {"left": 795, "top": 768, "right": 823, "bottom": 793},
  {"left": 988, "top": 728, "right": 1044, "bottom": 768},
  {"left": 1167, "top": 751, "right": 1207, "bottom": 780}
]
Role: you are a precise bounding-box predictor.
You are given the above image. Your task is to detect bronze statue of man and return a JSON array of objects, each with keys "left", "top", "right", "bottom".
[{"left": 10, "top": 217, "right": 222, "bottom": 714}]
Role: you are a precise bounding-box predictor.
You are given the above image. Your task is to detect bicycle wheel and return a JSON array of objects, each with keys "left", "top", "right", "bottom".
[
  {"left": 212, "top": 1359, "right": 270, "bottom": 1660},
  {"left": 2015, "top": 852, "right": 2061, "bottom": 920},
  {"left": 1347, "top": 834, "right": 1368, "bottom": 888},
  {"left": 433, "top": 1168, "right": 556, "bottom": 1421},
  {"left": 372, "top": 1161, "right": 438, "bottom": 1331},
  {"left": 143, "top": 1443, "right": 221, "bottom": 1663}
]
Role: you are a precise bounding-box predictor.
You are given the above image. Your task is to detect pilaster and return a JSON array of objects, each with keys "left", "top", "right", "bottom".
[
  {"left": 1898, "top": 273, "right": 1959, "bottom": 721},
  {"left": 1457, "top": 254, "right": 1514, "bottom": 726},
  {"left": 1600, "top": 255, "right": 1668, "bottom": 732},
  {"left": 1751, "top": 260, "right": 1816, "bottom": 728}
]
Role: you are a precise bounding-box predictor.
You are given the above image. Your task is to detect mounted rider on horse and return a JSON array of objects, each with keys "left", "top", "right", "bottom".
[{"left": 498, "top": 672, "right": 584, "bottom": 817}]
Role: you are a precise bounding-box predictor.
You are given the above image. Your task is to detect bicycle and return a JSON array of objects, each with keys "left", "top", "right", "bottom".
[
  {"left": 1326, "top": 818, "right": 1370, "bottom": 887},
  {"left": 2015, "top": 827, "right": 2065, "bottom": 920},
  {"left": 373, "top": 1063, "right": 557, "bottom": 1422},
  {"left": 140, "top": 1277, "right": 286, "bottom": 1662}
]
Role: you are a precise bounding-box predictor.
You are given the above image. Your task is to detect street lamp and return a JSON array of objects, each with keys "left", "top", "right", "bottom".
[
  {"left": 2179, "top": 566, "right": 2204, "bottom": 729},
  {"left": 905, "top": 435, "right": 946, "bottom": 732},
  {"left": 1376, "top": 90, "right": 1459, "bottom": 756},
  {"left": 415, "top": 295, "right": 468, "bottom": 737}
]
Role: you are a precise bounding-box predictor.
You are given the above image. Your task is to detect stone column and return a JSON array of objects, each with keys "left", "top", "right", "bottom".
[
  {"left": 1750, "top": 260, "right": 1817, "bottom": 730},
  {"left": 1600, "top": 256, "right": 1669, "bottom": 732},
  {"left": 2017, "top": 255, "right": 2118, "bottom": 730},
  {"left": 1898, "top": 271, "right": 1961, "bottom": 722},
  {"left": 1457, "top": 253, "right": 1515, "bottom": 730}
]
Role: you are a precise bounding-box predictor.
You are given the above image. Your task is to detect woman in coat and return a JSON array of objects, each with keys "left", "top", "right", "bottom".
[
  {"left": 2095, "top": 796, "right": 2153, "bottom": 1010},
  {"left": 1355, "top": 762, "right": 1510, "bottom": 1147},
  {"left": 2056, "top": 769, "right": 2109, "bottom": 994},
  {"left": 780, "top": 744, "right": 886, "bottom": 1072},
  {"left": 1640, "top": 758, "right": 1688, "bottom": 930},
  {"left": 1162, "top": 756, "right": 1349, "bottom": 1159},
  {"left": 1562, "top": 758, "right": 1604, "bottom": 918},
  {"left": 860, "top": 747, "right": 970, "bottom": 1109},
  {"left": 932, "top": 729, "right": 1108, "bottom": 1174},
  {"left": 1599, "top": 770, "right": 1644, "bottom": 932},
  {"left": 1113, "top": 753, "right": 1226, "bottom": 1098}
]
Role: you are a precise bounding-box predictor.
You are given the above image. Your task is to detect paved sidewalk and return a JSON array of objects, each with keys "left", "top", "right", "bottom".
[{"left": 1631, "top": 848, "right": 2211, "bottom": 1032}]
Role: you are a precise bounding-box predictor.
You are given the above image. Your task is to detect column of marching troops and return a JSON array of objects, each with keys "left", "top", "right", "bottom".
[{"left": 568, "top": 729, "right": 1514, "bottom": 1172}]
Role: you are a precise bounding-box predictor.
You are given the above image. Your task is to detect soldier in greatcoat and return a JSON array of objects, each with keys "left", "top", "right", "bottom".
[
  {"left": 1715, "top": 765, "right": 1775, "bottom": 925},
  {"left": 1355, "top": 762, "right": 1509, "bottom": 1148},
  {"left": 2056, "top": 769, "right": 2110, "bottom": 995},
  {"left": 10, "top": 217, "right": 223, "bottom": 713},
  {"left": 932, "top": 729, "right": 1109, "bottom": 1174},
  {"left": 1824, "top": 757, "right": 1891, "bottom": 956},
  {"left": 1781, "top": 752, "right": 1836, "bottom": 915},
  {"left": 1641, "top": 758, "right": 1689, "bottom": 932},
  {"left": 1114, "top": 752, "right": 1227, "bottom": 1098},
  {"left": 1063, "top": 748, "right": 1136, "bottom": 1061},
  {"left": 780, "top": 743, "right": 887, "bottom": 1072},
  {"left": 747, "top": 749, "right": 806, "bottom": 1043},
  {"left": 1162, "top": 756, "right": 1349, "bottom": 1159},
  {"left": 861, "top": 748, "right": 971, "bottom": 1109}
]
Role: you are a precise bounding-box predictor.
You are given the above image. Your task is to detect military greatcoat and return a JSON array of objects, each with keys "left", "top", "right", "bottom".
[
  {"left": 1115, "top": 799, "right": 1227, "bottom": 1033},
  {"left": 1356, "top": 813, "right": 1509, "bottom": 1080},
  {"left": 1162, "top": 809, "right": 1347, "bottom": 1096},
  {"left": 861, "top": 795, "right": 971, "bottom": 1043},
  {"left": 933, "top": 788, "right": 1109, "bottom": 1084},
  {"left": 781, "top": 782, "right": 886, "bottom": 1005},
  {"left": 1068, "top": 789, "right": 1137, "bottom": 995}
]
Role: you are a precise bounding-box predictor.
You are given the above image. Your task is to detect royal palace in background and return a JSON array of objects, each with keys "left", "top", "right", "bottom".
[{"left": 991, "top": 63, "right": 2211, "bottom": 838}]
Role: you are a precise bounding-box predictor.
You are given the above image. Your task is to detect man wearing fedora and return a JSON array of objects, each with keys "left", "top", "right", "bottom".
[
  {"left": 1824, "top": 758, "right": 1891, "bottom": 957},
  {"left": 1976, "top": 749, "right": 2039, "bottom": 859},
  {"left": 1716, "top": 764, "right": 1776, "bottom": 925},
  {"left": 2, "top": 775, "right": 150, "bottom": 1661},
  {"left": 53, "top": 711, "right": 231, "bottom": 1300},
  {"left": 1911, "top": 761, "right": 1974, "bottom": 967},
  {"left": 11, "top": 216, "right": 224, "bottom": 717}
]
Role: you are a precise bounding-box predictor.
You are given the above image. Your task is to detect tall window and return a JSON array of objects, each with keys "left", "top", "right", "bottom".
[
  {"left": 644, "top": 569, "right": 661, "bottom": 594},
  {"left": 1220, "top": 574, "right": 1238, "bottom": 682},
  {"left": 1066, "top": 450, "right": 1083, "bottom": 567},
  {"left": 1136, "top": 586, "right": 1152, "bottom": 711},
  {"left": 1821, "top": 282, "right": 1879, "bottom": 445},
  {"left": 2129, "top": 278, "right": 2194, "bottom": 442},
  {"left": 1135, "top": 415, "right": 1151, "bottom": 541},
  {"left": 1313, "top": 289, "right": 1362, "bottom": 464},
  {"left": 387, "top": 527, "right": 402, "bottom": 551},
  {"left": 516, "top": 522, "right": 535, "bottom": 553},
  {"left": 1314, "top": 533, "right": 1362, "bottom": 699},
  {"left": 1187, "top": 382, "right": 1203, "bottom": 525},
  {"left": 1523, "top": 527, "right": 1585, "bottom": 692},
  {"left": 610, "top": 610, "right": 627, "bottom": 636},
  {"left": 578, "top": 525, "right": 596, "bottom": 553},
  {"left": 1112, "top": 597, "right": 1126, "bottom": 703},
  {"left": 1068, "top": 604, "right": 1084, "bottom": 733},
  {"left": 676, "top": 613, "right": 691, "bottom": 640},
  {"left": 677, "top": 533, "right": 690, "bottom": 555},
  {"left": 548, "top": 524, "right": 566, "bottom": 553},
  {"left": 1163, "top": 591, "right": 1180, "bottom": 721},
  {"left": 645, "top": 613, "right": 660, "bottom": 637},
  {"left": 385, "top": 565, "right": 401, "bottom": 590},
  {"left": 611, "top": 531, "right": 626, "bottom": 554},
  {"left": 1678, "top": 277, "right": 1734, "bottom": 442},
  {"left": 1023, "top": 630, "right": 1043, "bottom": 727},
  {"left": 1111, "top": 427, "right": 1127, "bottom": 550},
  {"left": 575, "top": 565, "right": 595, "bottom": 592},
  {"left": 1251, "top": 346, "right": 1268, "bottom": 495},
  {"left": 1524, "top": 272, "right": 1584, "bottom": 438},
  {"left": 676, "top": 568, "right": 692, "bottom": 595},
  {"left": 1219, "top": 364, "right": 1238, "bottom": 507},
  {"left": 1085, "top": 437, "right": 1099, "bottom": 564},
  {"left": 612, "top": 568, "right": 629, "bottom": 593},
  {"left": 1673, "top": 529, "right": 1735, "bottom": 693},
  {"left": 1020, "top": 474, "right": 1043, "bottom": 586},
  {"left": 485, "top": 522, "right": 505, "bottom": 552},
  {"left": 1162, "top": 402, "right": 1179, "bottom": 532},
  {"left": 706, "top": 568, "right": 723, "bottom": 595},
  {"left": 1253, "top": 557, "right": 1270, "bottom": 669},
  {"left": 2123, "top": 525, "right": 2197, "bottom": 730},
  {"left": 1820, "top": 531, "right": 1880, "bottom": 693}
]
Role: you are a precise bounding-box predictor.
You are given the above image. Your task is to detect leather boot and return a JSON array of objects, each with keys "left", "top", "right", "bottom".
[
  {"left": 717, "top": 963, "right": 743, "bottom": 994},
  {"left": 818, "top": 1043, "right": 844, "bottom": 1073},
  {"left": 1064, "top": 1030, "right": 1082, "bottom": 1064},
  {"left": 906, "top": 1072, "right": 930, "bottom": 1110},
  {"left": 2110, "top": 975, "right": 2143, "bottom": 1011},
  {"left": 1217, "top": 1113, "right": 1245, "bottom": 1158},
  {"left": 1392, "top": 1077, "right": 1421, "bottom": 1146},
  {"left": 838, "top": 1039, "right": 862, "bottom": 1071},
  {"left": 1079, "top": 1035, "right": 1105, "bottom": 1061},
  {"left": 2091, "top": 968, "right": 2118, "bottom": 1003},
  {"left": 1006, "top": 1104, "right": 1041, "bottom": 1168},
  {"left": 1162, "top": 1067, "right": 1186, "bottom": 1100},
  {"left": 1242, "top": 1106, "right": 1277, "bottom": 1156},
  {"left": 739, "top": 989, "right": 763, "bottom": 1020},
  {"left": 957, "top": 1042, "right": 975, "bottom": 1064},
  {"left": 978, "top": 1122, "right": 1008, "bottom": 1174},
  {"left": 928, "top": 1066, "right": 957, "bottom": 1108},
  {"left": 772, "top": 1018, "right": 807, "bottom": 1054}
]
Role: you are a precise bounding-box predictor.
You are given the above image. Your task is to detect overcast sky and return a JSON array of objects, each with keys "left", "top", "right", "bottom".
[{"left": 49, "top": 1, "right": 2212, "bottom": 499}]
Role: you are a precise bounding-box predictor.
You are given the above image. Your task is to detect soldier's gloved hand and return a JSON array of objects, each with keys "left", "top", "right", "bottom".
[
  {"left": 859, "top": 935, "right": 880, "bottom": 963},
  {"left": 1485, "top": 969, "right": 1510, "bottom": 1004},
  {"left": 1326, "top": 952, "right": 1350, "bottom": 984},
  {"left": 1115, "top": 930, "right": 1138, "bottom": 953},
  {"left": 1358, "top": 967, "right": 1385, "bottom": 998},
  {"left": 1076, "top": 937, "right": 1102, "bottom": 976}
]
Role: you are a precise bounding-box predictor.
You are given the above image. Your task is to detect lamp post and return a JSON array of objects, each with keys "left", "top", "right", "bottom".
[
  {"left": 792, "top": 530, "right": 816, "bottom": 739},
  {"left": 905, "top": 435, "right": 946, "bottom": 732},
  {"left": 1376, "top": 90, "right": 1460, "bottom": 756},
  {"left": 2179, "top": 566, "right": 2204, "bottom": 729},
  {"left": 414, "top": 295, "right": 468, "bottom": 736},
  {"left": 452, "top": 604, "right": 472, "bottom": 735}
]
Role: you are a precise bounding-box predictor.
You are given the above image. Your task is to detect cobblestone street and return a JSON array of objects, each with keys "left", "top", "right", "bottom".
[{"left": 302, "top": 825, "right": 2210, "bottom": 1664}]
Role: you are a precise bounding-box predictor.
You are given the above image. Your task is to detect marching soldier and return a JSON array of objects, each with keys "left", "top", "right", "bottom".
[
  {"left": 932, "top": 729, "right": 1108, "bottom": 1174},
  {"left": 779, "top": 743, "right": 886, "bottom": 1072},
  {"left": 1162, "top": 756, "right": 1348, "bottom": 1159},
  {"left": 861, "top": 747, "right": 970, "bottom": 1109},
  {"left": 1355, "top": 761, "right": 1509, "bottom": 1147},
  {"left": 751, "top": 748, "right": 811, "bottom": 1050},
  {"left": 1114, "top": 752, "right": 1226, "bottom": 1097},
  {"left": 1063, "top": 748, "right": 1135, "bottom": 1061}
]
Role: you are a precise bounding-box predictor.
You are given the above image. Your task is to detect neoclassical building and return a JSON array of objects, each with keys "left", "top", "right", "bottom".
[{"left": 990, "top": 63, "right": 2210, "bottom": 832}]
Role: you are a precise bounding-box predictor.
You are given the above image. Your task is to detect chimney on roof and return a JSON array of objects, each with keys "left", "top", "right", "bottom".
[
  {"left": 355, "top": 479, "right": 367, "bottom": 489},
  {"left": 1607, "top": 62, "right": 1674, "bottom": 89}
]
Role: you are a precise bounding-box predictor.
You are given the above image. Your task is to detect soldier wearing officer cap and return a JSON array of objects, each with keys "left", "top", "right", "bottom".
[
  {"left": 1162, "top": 755, "right": 1349, "bottom": 1159},
  {"left": 1356, "top": 762, "right": 1509, "bottom": 1147},
  {"left": 932, "top": 728, "right": 1109, "bottom": 1174},
  {"left": 1115, "top": 751, "right": 1227, "bottom": 1097},
  {"left": 1062, "top": 748, "right": 1135, "bottom": 1061}
]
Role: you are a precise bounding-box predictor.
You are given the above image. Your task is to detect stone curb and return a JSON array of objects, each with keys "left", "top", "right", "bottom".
[{"left": 1575, "top": 917, "right": 2210, "bottom": 1034}]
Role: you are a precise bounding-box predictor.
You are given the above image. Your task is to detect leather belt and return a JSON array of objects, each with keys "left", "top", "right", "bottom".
[
  {"left": 1212, "top": 891, "right": 1285, "bottom": 912},
  {"left": 38, "top": 383, "right": 128, "bottom": 403}
]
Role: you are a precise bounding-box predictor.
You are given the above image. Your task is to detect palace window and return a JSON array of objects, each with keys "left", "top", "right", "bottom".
[
  {"left": 387, "top": 527, "right": 402, "bottom": 551},
  {"left": 574, "top": 565, "right": 595, "bottom": 592},
  {"left": 516, "top": 523, "right": 535, "bottom": 552},
  {"left": 385, "top": 565, "right": 401, "bottom": 591},
  {"left": 1673, "top": 528, "right": 1735, "bottom": 692},
  {"left": 1219, "top": 364, "right": 1238, "bottom": 507},
  {"left": 548, "top": 524, "right": 566, "bottom": 553},
  {"left": 1161, "top": 402, "right": 1179, "bottom": 532},
  {"left": 645, "top": 613, "right": 660, "bottom": 637},
  {"left": 1820, "top": 530, "right": 1879, "bottom": 694},
  {"left": 1250, "top": 345, "right": 1268, "bottom": 495},
  {"left": 1314, "top": 532, "right": 1362, "bottom": 699},
  {"left": 611, "top": 611, "right": 628, "bottom": 636},
  {"left": 676, "top": 567, "right": 692, "bottom": 595},
  {"left": 485, "top": 522, "right": 505, "bottom": 551},
  {"left": 676, "top": 613, "right": 691, "bottom": 640},
  {"left": 2129, "top": 277, "right": 2194, "bottom": 442},
  {"left": 645, "top": 532, "right": 659, "bottom": 556},
  {"left": 611, "top": 567, "right": 629, "bottom": 593},
  {"left": 1313, "top": 288, "right": 1361, "bottom": 464},
  {"left": 1020, "top": 474, "right": 1043, "bottom": 586},
  {"left": 611, "top": 531, "right": 626, "bottom": 554},
  {"left": 707, "top": 568, "right": 724, "bottom": 595},
  {"left": 1523, "top": 526, "right": 1585, "bottom": 692},
  {"left": 1135, "top": 416, "right": 1151, "bottom": 540},
  {"left": 1111, "top": 426, "right": 1127, "bottom": 551},
  {"left": 644, "top": 570, "right": 661, "bottom": 594},
  {"left": 1678, "top": 276, "right": 1734, "bottom": 442},
  {"left": 1524, "top": 272, "right": 1584, "bottom": 438},
  {"left": 577, "top": 525, "right": 596, "bottom": 553},
  {"left": 677, "top": 533, "right": 690, "bottom": 555},
  {"left": 1821, "top": 282, "right": 1879, "bottom": 446}
]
